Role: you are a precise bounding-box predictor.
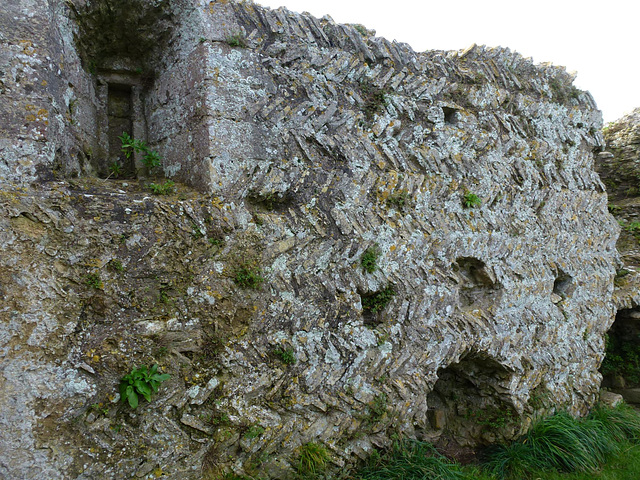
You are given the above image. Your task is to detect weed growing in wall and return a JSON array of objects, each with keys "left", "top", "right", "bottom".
[
  {"left": 361, "top": 244, "right": 382, "bottom": 273},
  {"left": 85, "top": 272, "right": 103, "bottom": 289},
  {"left": 463, "top": 192, "right": 482, "bottom": 209},
  {"left": 367, "top": 393, "right": 388, "bottom": 422},
  {"left": 361, "top": 284, "right": 395, "bottom": 314},
  {"left": 233, "top": 263, "right": 265, "bottom": 290},
  {"left": 226, "top": 33, "right": 247, "bottom": 48},
  {"left": 149, "top": 180, "right": 175, "bottom": 195},
  {"left": 119, "top": 364, "right": 170, "bottom": 409},
  {"left": 273, "top": 346, "right": 296, "bottom": 365},
  {"left": 109, "top": 259, "right": 124, "bottom": 272},
  {"left": 244, "top": 425, "right": 265, "bottom": 439},
  {"left": 360, "top": 81, "right": 389, "bottom": 121},
  {"left": 386, "top": 190, "right": 410, "bottom": 212},
  {"left": 119, "top": 132, "right": 162, "bottom": 170}
]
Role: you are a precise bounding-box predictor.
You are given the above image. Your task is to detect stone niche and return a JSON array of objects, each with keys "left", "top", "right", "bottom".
[
  {"left": 68, "top": 0, "right": 178, "bottom": 178},
  {"left": 95, "top": 72, "right": 147, "bottom": 177},
  {"left": 601, "top": 308, "right": 640, "bottom": 397},
  {"left": 426, "top": 353, "right": 519, "bottom": 447}
]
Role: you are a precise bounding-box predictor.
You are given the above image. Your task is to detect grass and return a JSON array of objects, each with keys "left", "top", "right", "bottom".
[
  {"left": 354, "top": 439, "right": 466, "bottom": 479},
  {"left": 297, "top": 443, "right": 330, "bottom": 475},
  {"left": 293, "top": 404, "right": 640, "bottom": 480},
  {"left": 483, "top": 404, "right": 640, "bottom": 480}
]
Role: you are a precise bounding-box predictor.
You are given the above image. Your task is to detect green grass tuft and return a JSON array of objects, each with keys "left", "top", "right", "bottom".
[
  {"left": 484, "top": 404, "right": 640, "bottom": 479},
  {"left": 297, "top": 442, "right": 329, "bottom": 475},
  {"left": 356, "top": 439, "right": 466, "bottom": 479}
]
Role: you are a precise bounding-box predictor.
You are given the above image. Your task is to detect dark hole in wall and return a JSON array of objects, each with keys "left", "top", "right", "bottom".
[
  {"left": 601, "top": 308, "right": 640, "bottom": 398},
  {"left": 106, "top": 84, "right": 135, "bottom": 178},
  {"left": 442, "top": 106, "right": 458, "bottom": 124},
  {"left": 426, "top": 353, "right": 518, "bottom": 448},
  {"left": 553, "top": 270, "right": 574, "bottom": 299},
  {"left": 453, "top": 257, "right": 502, "bottom": 308}
]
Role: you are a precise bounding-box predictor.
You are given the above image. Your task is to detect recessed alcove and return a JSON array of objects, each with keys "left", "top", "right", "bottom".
[
  {"left": 553, "top": 269, "right": 574, "bottom": 299},
  {"left": 426, "top": 353, "right": 518, "bottom": 446},
  {"left": 95, "top": 72, "right": 148, "bottom": 178},
  {"left": 443, "top": 106, "right": 458, "bottom": 124},
  {"left": 601, "top": 308, "right": 640, "bottom": 398},
  {"left": 71, "top": 0, "right": 175, "bottom": 178}
]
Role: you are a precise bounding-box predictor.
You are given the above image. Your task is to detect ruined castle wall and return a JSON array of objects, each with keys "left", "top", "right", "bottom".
[{"left": 0, "top": 1, "right": 621, "bottom": 479}]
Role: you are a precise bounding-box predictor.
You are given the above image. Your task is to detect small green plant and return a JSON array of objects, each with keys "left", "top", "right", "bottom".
[
  {"left": 353, "top": 24, "right": 368, "bottom": 36},
  {"left": 361, "top": 244, "right": 382, "bottom": 274},
  {"left": 233, "top": 263, "right": 265, "bottom": 290},
  {"left": 119, "top": 364, "right": 170, "bottom": 409},
  {"left": 210, "top": 412, "right": 231, "bottom": 426},
  {"left": 226, "top": 33, "right": 247, "bottom": 48},
  {"left": 386, "top": 190, "right": 410, "bottom": 211},
  {"left": 253, "top": 214, "right": 264, "bottom": 226},
  {"left": 297, "top": 442, "right": 329, "bottom": 475},
  {"left": 367, "top": 393, "right": 388, "bottom": 422},
  {"left": 208, "top": 238, "right": 224, "bottom": 247},
  {"left": 463, "top": 192, "right": 482, "bottom": 209},
  {"left": 109, "top": 259, "right": 124, "bottom": 272},
  {"left": 149, "top": 180, "right": 175, "bottom": 195},
  {"left": 109, "top": 161, "right": 122, "bottom": 178},
  {"left": 361, "top": 284, "right": 395, "bottom": 314},
  {"left": 90, "top": 403, "right": 109, "bottom": 415},
  {"left": 608, "top": 204, "right": 621, "bottom": 214},
  {"left": 244, "top": 425, "right": 265, "bottom": 439},
  {"left": 273, "top": 346, "right": 296, "bottom": 365},
  {"left": 360, "top": 81, "right": 389, "bottom": 121},
  {"left": 85, "top": 272, "right": 103, "bottom": 289},
  {"left": 191, "top": 223, "right": 204, "bottom": 239},
  {"left": 119, "top": 132, "right": 162, "bottom": 170}
]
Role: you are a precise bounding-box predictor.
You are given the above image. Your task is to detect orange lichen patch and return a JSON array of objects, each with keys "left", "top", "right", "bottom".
[{"left": 19, "top": 40, "right": 36, "bottom": 56}]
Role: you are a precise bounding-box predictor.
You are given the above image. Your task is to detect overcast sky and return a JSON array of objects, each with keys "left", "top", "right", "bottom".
[{"left": 256, "top": 0, "right": 639, "bottom": 123}]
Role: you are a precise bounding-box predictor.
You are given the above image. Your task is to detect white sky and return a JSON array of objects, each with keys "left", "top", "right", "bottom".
[{"left": 256, "top": 0, "right": 640, "bottom": 123}]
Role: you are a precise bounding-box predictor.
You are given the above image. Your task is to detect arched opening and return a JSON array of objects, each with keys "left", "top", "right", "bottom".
[
  {"left": 426, "top": 353, "right": 518, "bottom": 448},
  {"left": 601, "top": 307, "right": 640, "bottom": 403}
]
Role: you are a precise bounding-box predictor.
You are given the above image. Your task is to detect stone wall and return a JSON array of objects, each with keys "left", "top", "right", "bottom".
[{"left": 0, "top": 1, "right": 619, "bottom": 479}]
